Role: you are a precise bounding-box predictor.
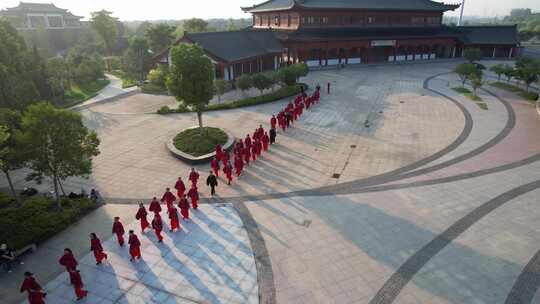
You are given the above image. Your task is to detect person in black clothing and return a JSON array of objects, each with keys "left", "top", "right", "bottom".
[
  {"left": 1, "top": 243, "right": 16, "bottom": 272},
  {"left": 206, "top": 171, "right": 218, "bottom": 196},
  {"left": 269, "top": 128, "right": 277, "bottom": 145}
]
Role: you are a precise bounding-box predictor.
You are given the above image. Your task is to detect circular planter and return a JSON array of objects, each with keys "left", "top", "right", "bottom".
[{"left": 167, "top": 126, "right": 235, "bottom": 165}]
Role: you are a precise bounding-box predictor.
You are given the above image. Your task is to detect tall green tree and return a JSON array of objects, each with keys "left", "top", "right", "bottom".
[
  {"left": 166, "top": 44, "right": 214, "bottom": 133},
  {"left": 463, "top": 48, "right": 482, "bottom": 63},
  {"left": 29, "top": 46, "right": 51, "bottom": 101},
  {"left": 124, "top": 37, "right": 151, "bottom": 82},
  {"left": 145, "top": 23, "right": 176, "bottom": 53},
  {"left": 501, "top": 64, "right": 516, "bottom": 82},
  {"left": 0, "top": 19, "right": 38, "bottom": 109},
  {"left": 236, "top": 74, "right": 253, "bottom": 94},
  {"left": 183, "top": 18, "right": 209, "bottom": 33},
  {"left": 0, "top": 109, "right": 24, "bottom": 205},
  {"left": 90, "top": 10, "right": 118, "bottom": 71},
  {"left": 20, "top": 103, "right": 100, "bottom": 208}
]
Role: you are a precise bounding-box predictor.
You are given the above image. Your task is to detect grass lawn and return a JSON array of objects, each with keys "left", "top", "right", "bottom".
[
  {"left": 490, "top": 82, "right": 539, "bottom": 104},
  {"left": 0, "top": 195, "right": 98, "bottom": 250},
  {"left": 452, "top": 87, "right": 483, "bottom": 101},
  {"left": 173, "top": 127, "right": 228, "bottom": 157},
  {"left": 60, "top": 79, "right": 110, "bottom": 108}
]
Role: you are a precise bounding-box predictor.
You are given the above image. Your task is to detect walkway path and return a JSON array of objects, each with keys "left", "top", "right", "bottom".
[{"left": 69, "top": 74, "right": 139, "bottom": 111}]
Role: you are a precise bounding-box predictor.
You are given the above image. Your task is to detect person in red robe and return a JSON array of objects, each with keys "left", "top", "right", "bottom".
[
  {"left": 68, "top": 270, "right": 88, "bottom": 300},
  {"left": 215, "top": 144, "right": 223, "bottom": 162},
  {"left": 59, "top": 248, "right": 78, "bottom": 271},
  {"left": 112, "top": 217, "right": 125, "bottom": 246},
  {"left": 256, "top": 139, "right": 263, "bottom": 156},
  {"left": 262, "top": 132, "right": 269, "bottom": 151},
  {"left": 151, "top": 215, "right": 164, "bottom": 242},
  {"left": 135, "top": 203, "right": 150, "bottom": 233},
  {"left": 221, "top": 150, "right": 229, "bottom": 168},
  {"left": 189, "top": 168, "right": 200, "bottom": 187},
  {"left": 20, "top": 272, "right": 46, "bottom": 304},
  {"left": 128, "top": 230, "right": 142, "bottom": 261},
  {"left": 149, "top": 197, "right": 162, "bottom": 215},
  {"left": 210, "top": 157, "right": 220, "bottom": 177},
  {"left": 278, "top": 112, "right": 286, "bottom": 131},
  {"left": 174, "top": 177, "right": 186, "bottom": 198},
  {"left": 90, "top": 233, "right": 107, "bottom": 265},
  {"left": 243, "top": 146, "right": 251, "bottom": 166},
  {"left": 168, "top": 206, "right": 180, "bottom": 232},
  {"left": 244, "top": 134, "right": 252, "bottom": 150},
  {"left": 160, "top": 188, "right": 176, "bottom": 210},
  {"left": 187, "top": 186, "right": 199, "bottom": 210},
  {"left": 224, "top": 162, "right": 233, "bottom": 185},
  {"left": 251, "top": 142, "right": 258, "bottom": 161},
  {"left": 270, "top": 115, "right": 277, "bottom": 130},
  {"left": 234, "top": 156, "right": 243, "bottom": 177},
  {"left": 178, "top": 194, "right": 190, "bottom": 220}
]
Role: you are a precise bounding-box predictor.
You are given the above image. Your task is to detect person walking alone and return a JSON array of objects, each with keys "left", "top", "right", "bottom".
[{"left": 206, "top": 171, "right": 218, "bottom": 196}]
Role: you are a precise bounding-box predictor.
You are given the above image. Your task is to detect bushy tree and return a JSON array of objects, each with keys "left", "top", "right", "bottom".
[
  {"left": 183, "top": 18, "right": 209, "bottom": 33},
  {"left": 145, "top": 23, "right": 176, "bottom": 53},
  {"left": 501, "top": 64, "right": 516, "bottom": 82},
  {"left": 73, "top": 55, "right": 105, "bottom": 84},
  {"left": 514, "top": 57, "right": 540, "bottom": 92},
  {"left": 20, "top": 103, "right": 100, "bottom": 208},
  {"left": 91, "top": 10, "right": 118, "bottom": 70},
  {"left": 236, "top": 74, "right": 253, "bottom": 93},
  {"left": 0, "top": 109, "right": 24, "bottom": 205},
  {"left": 29, "top": 46, "right": 52, "bottom": 101},
  {"left": 124, "top": 37, "right": 151, "bottom": 82},
  {"left": 489, "top": 64, "right": 505, "bottom": 81},
  {"left": 148, "top": 65, "right": 170, "bottom": 88},
  {"left": 214, "top": 79, "right": 228, "bottom": 102},
  {"left": 266, "top": 71, "right": 280, "bottom": 91},
  {"left": 166, "top": 44, "right": 214, "bottom": 133},
  {"left": 454, "top": 63, "right": 481, "bottom": 86},
  {"left": 463, "top": 48, "right": 482, "bottom": 63},
  {"left": 290, "top": 63, "right": 309, "bottom": 81},
  {"left": 252, "top": 73, "right": 272, "bottom": 95},
  {"left": 0, "top": 19, "right": 38, "bottom": 109},
  {"left": 278, "top": 66, "right": 297, "bottom": 86}
]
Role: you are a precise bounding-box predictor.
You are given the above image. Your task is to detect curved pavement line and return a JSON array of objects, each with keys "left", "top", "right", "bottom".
[
  {"left": 368, "top": 179, "right": 540, "bottom": 304},
  {"left": 504, "top": 249, "right": 540, "bottom": 304},
  {"left": 233, "top": 201, "right": 276, "bottom": 304}
]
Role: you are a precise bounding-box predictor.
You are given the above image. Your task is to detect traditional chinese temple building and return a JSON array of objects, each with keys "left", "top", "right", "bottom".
[
  {"left": 153, "top": 0, "right": 520, "bottom": 80},
  {"left": 0, "top": 2, "right": 82, "bottom": 30}
]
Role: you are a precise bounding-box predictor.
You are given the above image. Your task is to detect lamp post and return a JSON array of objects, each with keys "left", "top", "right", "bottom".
[{"left": 458, "top": 0, "right": 466, "bottom": 26}]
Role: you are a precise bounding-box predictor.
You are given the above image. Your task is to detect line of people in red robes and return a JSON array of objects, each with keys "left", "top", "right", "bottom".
[{"left": 20, "top": 85, "right": 323, "bottom": 304}]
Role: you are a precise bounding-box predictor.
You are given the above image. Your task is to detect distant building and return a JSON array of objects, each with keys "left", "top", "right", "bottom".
[
  {"left": 0, "top": 2, "right": 82, "bottom": 30},
  {"left": 153, "top": 0, "right": 520, "bottom": 80}
]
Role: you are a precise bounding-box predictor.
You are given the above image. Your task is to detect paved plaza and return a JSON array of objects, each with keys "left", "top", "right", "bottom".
[{"left": 2, "top": 60, "right": 540, "bottom": 304}]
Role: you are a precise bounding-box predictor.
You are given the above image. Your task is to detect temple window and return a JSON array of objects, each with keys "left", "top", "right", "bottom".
[{"left": 412, "top": 17, "right": 425, "bottom": 25}]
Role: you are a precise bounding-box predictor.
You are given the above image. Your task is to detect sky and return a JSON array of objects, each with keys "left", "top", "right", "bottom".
[{"left": 1, "top": 0, "right": 539, "bottom": 21}]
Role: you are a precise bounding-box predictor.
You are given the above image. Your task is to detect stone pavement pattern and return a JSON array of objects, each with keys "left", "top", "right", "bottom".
[
  {"left": 3, "top": 60, "right": 540, "bottom": 304},
  {"left": 22, "top": 204, "right": 258, "bottom": 304}
]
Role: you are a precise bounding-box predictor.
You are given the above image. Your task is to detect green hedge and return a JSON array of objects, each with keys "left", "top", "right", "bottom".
[
  {"left": 141, "top": 83, "right": 169, "bottom": 95},
  {"left": 174, "top": 127, "right": 228, "bottom": 157},
  {"left": 0, "top": 197, "right": 98, "bottom": 249},
  {"left": 157, "top": 83, "right": 307, "bottom": 114}
]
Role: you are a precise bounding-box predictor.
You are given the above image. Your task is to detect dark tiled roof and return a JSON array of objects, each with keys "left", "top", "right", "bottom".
[
  {"left": 279, "top": 26, "right": 461, "bottom": 41},
  {"left": 243, "top": 0, "right": 460, "bottom": 13},
  {"left": 183, "top": 30, "right": 283, "bottom": 62},
  {"left": 457, "top": 25, "right": 519, "bottom": 45},
  {"left": 5, "top": 2, "right": 67, "bottom": 12}
]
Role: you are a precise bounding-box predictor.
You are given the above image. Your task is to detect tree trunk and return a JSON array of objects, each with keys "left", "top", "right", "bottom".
[
  {"left": 52, "top": 174, "right": 61, "bottom": 209},
  {"left": 526, "top": 83, "right": 530, "bottom": 92},
  {"left": 197, "top": 111, "right": 204, "bottom": 135},
  {"left": 57, "top": 177, "right": 66, "bottom": 196},
  {"left": 3, "top": 170, "right": 20, "bottom": 206}
]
